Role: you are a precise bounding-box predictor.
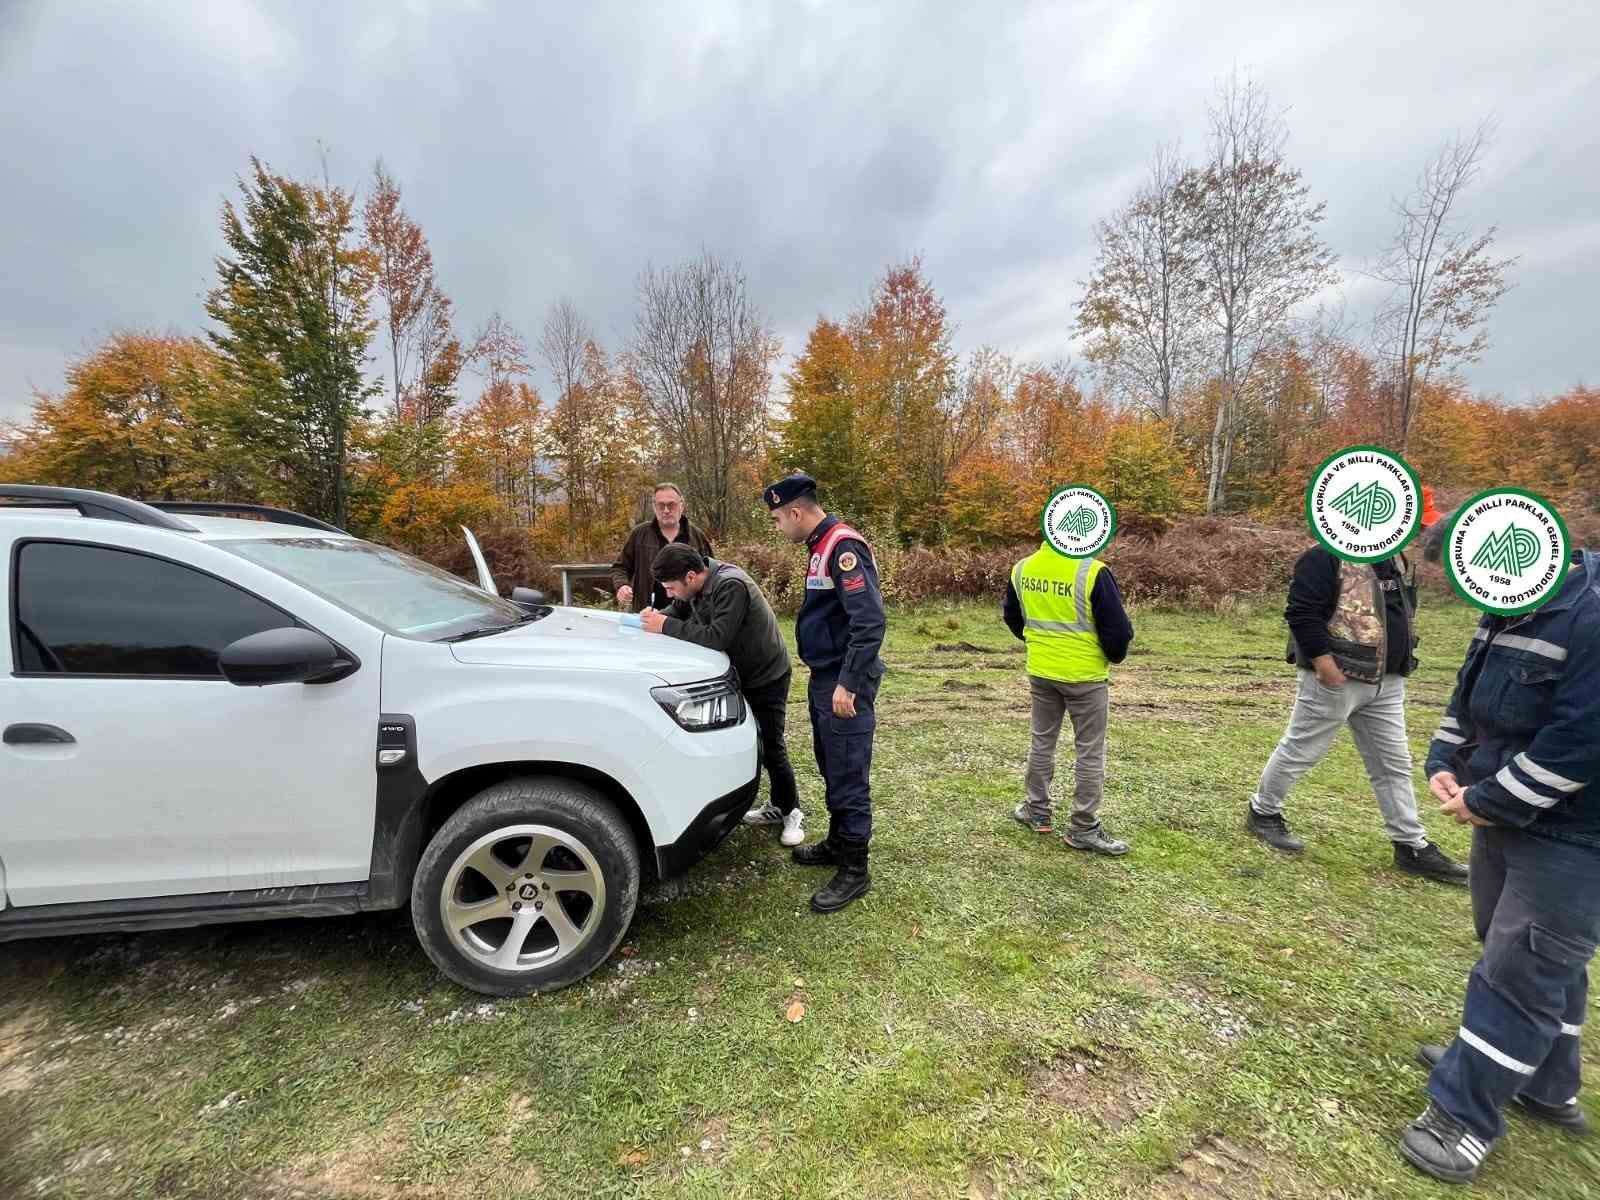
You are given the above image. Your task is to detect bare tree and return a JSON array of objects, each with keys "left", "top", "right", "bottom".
[
  {"left": 468, "top": 311, "right": 531, "bottom": 392},
  {"left": 539, "top": 301, "right": 594, "bottom": 412},
  {"left": 1303, "top": 303, "right": 1355, "bottom": 425},
  {"left": 539, "top": 301, "right": 599, "bottom": 544},
  {"left": 1179, "top": 70, "right": 1338, "bottom": 512},
  {"left": 1373, "top": 121, "right": 1514, "bottom": 449},
  {"left": 1076, "top": 144, "right": 1200, "bottom": 420},
  {"left": 630, "top": 253, "right": 780, "bottom": 537}
]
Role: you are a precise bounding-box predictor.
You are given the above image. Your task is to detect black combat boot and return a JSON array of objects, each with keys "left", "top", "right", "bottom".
[
  {"left": 810, "top": 838, "right": 870, "bottom": 913},
  {"left": 791, "top": 831, "right": 837, "bottom": 867}
]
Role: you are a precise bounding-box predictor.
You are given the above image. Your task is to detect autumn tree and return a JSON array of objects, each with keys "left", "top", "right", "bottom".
[
  {"left": 470, "top": 312, "right": 532, "bottom": 391},
  {"left": 1177, "top": 72, "right": 1337, "bottom": 512},
  {"left": 453, "top": 313, "right": 545, "bottom": 524},
  {"left": 536, "top": 322, "right": 652, "bottom": 553},
  {"left": 943, "top": 347, "right": 1013, "bottom": 493},
  {"left": 631, "top": 253, "right": 780, "bottom": 537},
  {"left": 362, "top": 161, "right": 466, "bottom": 427},
  {"left": 1372, "top": 122, "right": 1515, "bottom": 450},
  {"left": 1076, "top": 145, "right": 1200, "bottom": 419},
  {"left": 580, "top": 354, "right": 655, "bottom": 546},
  {"left": 848, "top": 259, "right": 959, "bottom": 540},
  {"left": 777, "top": 318, "right": 870, "bottom": 519},
  {"left": 1528, "top": 386, "right": 1600, "bottom": 500},
  {"left": 1225, "top": 341, "right": 1326, "bottom": 513},
  {"left": 457, "top": 380, "right": 544, "bottom": 526},
  {"left": 3, "top": 333, "right": 227, "bottom": 499},
  {"left": 205, "top": 158, "right": 379, "bottom": 527},
  {"left": 539, "top": 301, "right": 602, "bottom": 545},
  {"left": 1004, "top": 364, "right": 1089, "bottom": 472}
]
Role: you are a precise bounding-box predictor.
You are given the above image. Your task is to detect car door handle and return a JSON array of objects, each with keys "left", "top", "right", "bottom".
[{"left": 3, "top": 723, "right": 76, "bottom": 745}]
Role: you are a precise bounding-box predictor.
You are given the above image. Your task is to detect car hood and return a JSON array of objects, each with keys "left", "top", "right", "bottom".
[{"left": 448, "top": 606, "right": 729, "bottom": 684}]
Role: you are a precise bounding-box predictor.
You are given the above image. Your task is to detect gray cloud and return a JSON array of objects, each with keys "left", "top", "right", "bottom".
[{"left": 3, "top": 0, "right": 1597, "bottom": 431}]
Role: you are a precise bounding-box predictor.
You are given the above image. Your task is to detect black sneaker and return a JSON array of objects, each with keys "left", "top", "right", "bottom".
[
  {"left": 1246, "top": 803, "right": 1304, "bottom": 854},
  {"left": 1417, "top": 1043, "right": 1590, "bottom": 1135},
  {"left": 1395, "top": 841, "right": 1469, "bottom": 886},
  {"left": 1515, "top": 1094, "right": 1591, "bottom": 1135},
  {"left": 1400, "top": 1100, "right": 1494, "bottom": 1184},
  {"left": 1063, "top": 826, "right": 1130, "bottom": 856}
]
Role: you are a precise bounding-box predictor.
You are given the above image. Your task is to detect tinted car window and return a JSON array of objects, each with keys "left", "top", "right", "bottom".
[{"left": 14, "top": 541, "right": 294, "bottom": 677}]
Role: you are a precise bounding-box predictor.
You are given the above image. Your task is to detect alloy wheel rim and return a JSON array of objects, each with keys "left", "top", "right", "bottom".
[{"left": 440, "top": 823, "right": 606, "bottom": 973}]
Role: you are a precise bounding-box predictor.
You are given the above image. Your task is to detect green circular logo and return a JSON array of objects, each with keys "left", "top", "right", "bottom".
[
  {"left": 1041, "top": 485, "right": 1116, "bottom": 558},
  {"left": 1442, "top": 488, "right": 1570, "bottom": 616},
  {"left": 1304, "top": 445, "right": 1422, "bottom": 563}
]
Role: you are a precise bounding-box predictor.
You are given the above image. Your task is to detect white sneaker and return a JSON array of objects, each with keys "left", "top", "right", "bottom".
[
  {"left": 742, "top": 803, "right": 783, "bottom": 827},
  {"left": 780, "top": 808, "right": 806, "bottom": 847}
]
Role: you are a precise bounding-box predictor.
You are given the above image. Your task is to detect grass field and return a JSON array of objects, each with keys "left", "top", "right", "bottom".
[{"left": 2, "top": 597, "right": 1596, "bottom": 1199}]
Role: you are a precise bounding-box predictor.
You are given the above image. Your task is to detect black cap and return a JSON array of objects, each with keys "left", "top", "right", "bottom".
[{"left": 762, "top": 472, "right": 817, "bottom": 510}]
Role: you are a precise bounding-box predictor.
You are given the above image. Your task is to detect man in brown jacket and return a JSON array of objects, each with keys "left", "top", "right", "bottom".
[{"left": 610, "top": 483, "right": 714, "bottom": 612}]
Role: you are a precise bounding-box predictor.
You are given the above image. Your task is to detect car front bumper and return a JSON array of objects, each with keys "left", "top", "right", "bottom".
[{"left": 654, "top": 768, "right": 761, "bottom": 879}]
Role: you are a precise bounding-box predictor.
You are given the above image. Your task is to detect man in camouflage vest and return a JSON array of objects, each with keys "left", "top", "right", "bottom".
[{"left": 1246, "top": 508, "right": 1468, "bottom": 884}]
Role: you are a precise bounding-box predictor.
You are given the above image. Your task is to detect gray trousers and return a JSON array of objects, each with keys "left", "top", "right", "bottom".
[
  {"left": 1251, "top": 670, "right": 1428, "bottom": 846},
  {"left": 1023, "top": 676, "right": 1108, "bottom": 833}
]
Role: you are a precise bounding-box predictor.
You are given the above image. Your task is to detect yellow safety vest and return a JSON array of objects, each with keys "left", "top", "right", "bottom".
[{"left": 1011, "top": 545, "right": 1110, "bottom": 683}]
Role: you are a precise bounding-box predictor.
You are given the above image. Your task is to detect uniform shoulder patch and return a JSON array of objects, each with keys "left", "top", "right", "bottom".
[
  {"left": 842, "top": 573, "right": 866, "bottom": 593},
  {"left": 836, "top": 551, "right": 858, "bottom": 572}
]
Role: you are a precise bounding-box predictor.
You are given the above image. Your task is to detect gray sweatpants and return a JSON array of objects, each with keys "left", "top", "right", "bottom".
[
  {"left": 1022, "top": 676, "right": 1108, "bottom": 833},
  {"left": 1251, "top": 670, "right": 1428, "bottom": 846}
]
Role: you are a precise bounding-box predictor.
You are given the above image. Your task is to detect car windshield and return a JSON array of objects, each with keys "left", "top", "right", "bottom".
[{"left": 219, "top": 537, "right": 530, "bottom": 640}]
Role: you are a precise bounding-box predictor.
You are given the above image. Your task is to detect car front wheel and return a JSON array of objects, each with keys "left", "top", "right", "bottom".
[{"left": 411, "top": 777, "right": 641, "bottom": 996}]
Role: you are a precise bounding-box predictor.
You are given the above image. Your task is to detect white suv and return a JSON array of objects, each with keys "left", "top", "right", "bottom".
[{"left": 0, "top": 486, "right": 759, "bottom": 995}]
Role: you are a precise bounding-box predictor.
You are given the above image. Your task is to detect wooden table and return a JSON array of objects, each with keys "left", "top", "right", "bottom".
[{"left": 550, "top": 562, "right": 615, "bottom": 607}]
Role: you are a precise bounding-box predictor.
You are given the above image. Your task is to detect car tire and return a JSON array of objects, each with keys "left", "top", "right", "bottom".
[{"left": 411, "top": 777, "right": 641, "bottom": 996}]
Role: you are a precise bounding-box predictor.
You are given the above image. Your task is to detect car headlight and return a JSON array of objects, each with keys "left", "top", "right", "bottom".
[{"left": 651, "top": 672, "right": 745, "bottom": 732}]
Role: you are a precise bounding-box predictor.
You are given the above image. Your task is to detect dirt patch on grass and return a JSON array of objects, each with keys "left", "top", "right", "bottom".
[
  {"left": 1026, "top": 1045, "right": 1156, "bottom": 1129},
  {"left": 887, "top": 699, "right": 1005, "bottom": 723},
  {"left": 691, "top": 1116, "right": 732, "bottom": 1167},
  {"left": 0, "top": 1008, "right": 47, "bottom": 1095},
  {"left": 965, "top": 1160, "right": 1029, "bottom": 1200},
  {"left": 270, "top": 1115, "right": 468, "bottom": 1200},
  {"left": 1113, "top": 963, "right": 1165, "bottom": 997},
  {"left": 1147, "top": 1135, "right": 1293, "bottom": 1198},
  {"left": 1096, "top": 689, "right": 1209, "bottom": 724},
  {"left": 897, "top": 657, "right": 1019, "bottom": 674},
  {"left": 940, "top": 678, "right": 992, "bottom": 692}
]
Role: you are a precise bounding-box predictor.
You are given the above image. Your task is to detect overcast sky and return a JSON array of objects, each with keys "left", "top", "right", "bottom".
[{"left": 2, "top": 0, "right": 1597, "bottom": 428}]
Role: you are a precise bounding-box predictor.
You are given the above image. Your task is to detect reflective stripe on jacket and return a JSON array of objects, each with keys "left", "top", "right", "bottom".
[{"left": 1011, "top": 545, "right": 1110, "bottom": 683}]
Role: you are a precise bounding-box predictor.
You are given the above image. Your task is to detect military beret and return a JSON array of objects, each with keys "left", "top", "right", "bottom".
[{"left": 762, "top": 472, "right": 817, "bottom": 509}]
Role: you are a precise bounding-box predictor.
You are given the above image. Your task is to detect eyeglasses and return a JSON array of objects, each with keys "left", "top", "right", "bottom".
[{"left": 654, "top": 499, "right": 681, "bottom": 509}]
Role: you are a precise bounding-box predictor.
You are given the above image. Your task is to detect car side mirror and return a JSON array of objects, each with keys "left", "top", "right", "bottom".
[
  {"left": 220, "top": 627, "right": 357, "bottom": 686},
  {"left": 511, "top": 586, "right": 546, "bottom": 609}
]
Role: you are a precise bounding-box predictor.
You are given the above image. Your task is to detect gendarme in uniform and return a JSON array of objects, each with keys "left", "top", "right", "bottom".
[{"left": 763, "top": 473, "right": 885, "bottom": 913}]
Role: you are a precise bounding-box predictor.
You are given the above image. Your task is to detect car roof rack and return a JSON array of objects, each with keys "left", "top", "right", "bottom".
[
  {"left": 147, "top": 502, "right": 347, "bottom": 534},
  {"left": 0, "top": 485, "right": 200, "bottom": 531}
]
